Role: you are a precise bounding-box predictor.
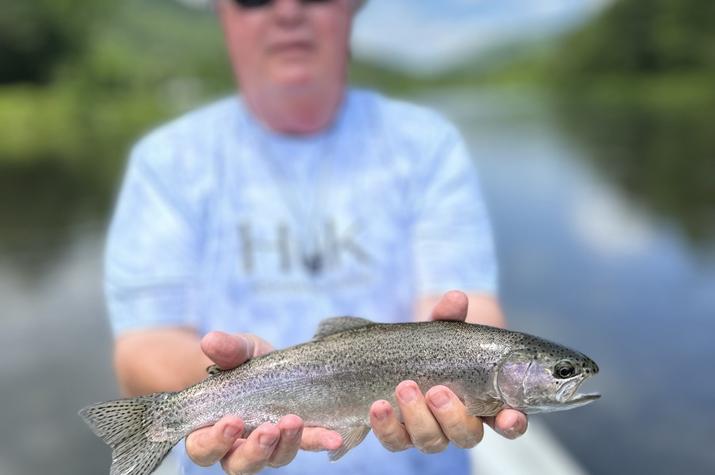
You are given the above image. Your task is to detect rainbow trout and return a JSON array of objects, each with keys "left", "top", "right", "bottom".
[{"left": 80, "top": 318, "right": 600, "bottom": 475}]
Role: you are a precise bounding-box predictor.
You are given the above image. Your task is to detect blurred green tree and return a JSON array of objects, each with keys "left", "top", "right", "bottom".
[
  {"left": 0, "top": 0, "right": 112, "bottom": 84},
  {"left": 549, "top": 0, "right": 715, "bottom": 247},
  {"left": 558, "top": 0, "right": 715, "bottom": 75}
]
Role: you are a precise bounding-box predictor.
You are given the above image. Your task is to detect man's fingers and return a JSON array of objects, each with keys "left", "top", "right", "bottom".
[
  {"left": 484, "top": 409, "right": 528, "bottom": 440},
  {"left": 221, "top": 423, "right": 280, "bottom": 475},
  {"left": 430, "top": 290, "right": 469, "bottom": 322},
  {"left": 425, "top": 386, "right": 484, "bottom": 448},
  {"left": 267, "top": 415, "right": 303, "bottom": 467},
  {"left": 200, "top": 332, "right": 274, "bottom": 370},
  {"left": 370, "top": 400, "right": 412, "bottom": 452},
  {"left": 395, "top": 381, "right": 448, "bottom": 453},
  {"left": 244, "top": 334, "right": 274, "bottom": 358},
  {"left": 299, "top": 427, "right": 342, "bottom": 452},
  {"left": 185, "top": 416, "right": 244, "bottom": 467}
]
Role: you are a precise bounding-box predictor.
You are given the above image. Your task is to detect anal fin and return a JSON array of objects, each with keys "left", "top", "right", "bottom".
[{"left": 328, "top": 425, "right": 371, "bottom": 462}]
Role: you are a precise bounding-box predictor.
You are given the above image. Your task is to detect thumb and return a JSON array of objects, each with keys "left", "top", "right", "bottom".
[
  {"left": 200, "top": 332, "right": 274, "bottom": 370},
  {"left": 430, "top": 290, "right": 469, "bottom": 322}
]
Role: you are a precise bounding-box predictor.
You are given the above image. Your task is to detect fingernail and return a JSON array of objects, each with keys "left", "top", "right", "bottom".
[
  {"left": 235, "top": 334, "right": 250, "bottom": 351},
  {"left": 375, "top": 405, "right": 390, "bottom": 421},
  {"left": 399, "top": 385, "right": 418, "bottom": 403},
  {"left": 224, "top": 425, "right": 240, "bottom": 439},
  {"left": 259, "top": 432, "right": 278, "bottom": 448},
  {"left": 285, "top": 428, "right": 299, "bottom": 438},
  {"left": 430, "top": 390, "right": 451, "bottom": 409},
  {"left": 502, "top": 422, "right": 523, "bottom": 440}
]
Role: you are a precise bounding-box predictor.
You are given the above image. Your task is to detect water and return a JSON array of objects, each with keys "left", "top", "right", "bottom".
[
  {"left": 1, "top": 88, "right": 713, "bottom": 475},
  {"left": 428, "top": 87, "right": 715, "bottom": 475}
]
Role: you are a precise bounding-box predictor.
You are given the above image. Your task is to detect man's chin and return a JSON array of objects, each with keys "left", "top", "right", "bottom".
[{"left": 269, "top": 69, "right": 324, "bottom": 93}]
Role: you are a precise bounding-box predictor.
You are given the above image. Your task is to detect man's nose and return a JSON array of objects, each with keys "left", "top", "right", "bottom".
[{"left": 273, "top": 0, "right": 306, "bottom": 24}]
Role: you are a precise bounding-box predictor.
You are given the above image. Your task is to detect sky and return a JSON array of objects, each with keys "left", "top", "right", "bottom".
[
  {"left": 352, "top": 0, "right": 610, "bottom": 72},
  {"left": 178, "top": 0, "right": 610, "bottom": 73}
]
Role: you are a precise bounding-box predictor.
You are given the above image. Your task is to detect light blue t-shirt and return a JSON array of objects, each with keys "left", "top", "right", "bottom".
[{"left": 105, "top": 89, "right": 497, "bottom": 475}]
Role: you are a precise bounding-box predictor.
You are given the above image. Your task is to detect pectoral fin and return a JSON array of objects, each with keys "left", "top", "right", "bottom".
[
  {"left": 464, "top": 397, "right": 504, "bottom": 417},
  {"left": 328, "top": 425, "right": 371, "bottom": 461}
]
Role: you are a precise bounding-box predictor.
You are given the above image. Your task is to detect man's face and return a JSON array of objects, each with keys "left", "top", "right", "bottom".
[{"left": 219, "top": 0, "right": 354, "bottom": 95}]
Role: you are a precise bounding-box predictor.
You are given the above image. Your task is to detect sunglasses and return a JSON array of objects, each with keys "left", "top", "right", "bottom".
[{"left": 233, "top": 0, "right": 333, "bottom": 9}]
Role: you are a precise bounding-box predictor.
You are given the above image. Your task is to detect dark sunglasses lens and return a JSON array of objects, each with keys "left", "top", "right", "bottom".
[
  {"left": 233, "top": 0, "right": 333, "bottom": 7},
  {"left": 234, "top": 0, "right": 272, "bottom": 8}
]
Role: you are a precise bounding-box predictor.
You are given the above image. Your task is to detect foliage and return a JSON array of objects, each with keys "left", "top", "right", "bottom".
[
  {"left": 555, "top": 0, "right": 715, "bottom": 76},
  {"left": 0, "top": 0, "right": 231, "bottom": 171},
  {"left": 554, "top": 91, "right": 715, "bottom": 245},
  {"left": 0, "top": 0, "right": 114, "bottom": 84},
  {"left": 1, "top": 0, "right": 713, "bottom": 255},
  {"left": 544, "top": 0, "right": 715, "bottom": 247},
  {"left": 0, "top": 0, "right": 436, "bottom": 173}
]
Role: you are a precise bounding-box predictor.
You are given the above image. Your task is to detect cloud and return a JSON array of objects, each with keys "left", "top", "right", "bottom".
[{"left": 352, "top": 0, "right": 610, "bottom": 72}]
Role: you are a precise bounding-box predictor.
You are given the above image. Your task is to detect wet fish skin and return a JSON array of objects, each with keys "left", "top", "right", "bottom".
[{"left": 80, "top": 318, "right": 600, "bottom": 475}]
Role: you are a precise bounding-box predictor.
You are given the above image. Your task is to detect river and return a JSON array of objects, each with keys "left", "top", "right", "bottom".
[{"left": 1, "top": 87, "right": 713, "bottom": 475}]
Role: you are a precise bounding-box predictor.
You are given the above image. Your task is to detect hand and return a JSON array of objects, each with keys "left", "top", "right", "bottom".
[
  {"left": 370, "top": 290, "right": 529, "bottom": 453},
  {"left": 185, "top": 332, "right": 342, "bottom": 474}
]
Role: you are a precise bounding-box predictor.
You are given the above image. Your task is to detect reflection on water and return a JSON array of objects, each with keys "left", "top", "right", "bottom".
[
  {"left": 430, "top": 87, "right": 715, "bottom": 475},
  {"left": 0, "top": 160, "right": 111, "bottom": 276},
  {"left": 1, "top": 88, "right": 714, "bottom": 475},
  {"left": 554, "top": 96, "right": 715, "bottom": 248},
  {"left": 0, "top": 161, "right": 116, "bottom": 474}
]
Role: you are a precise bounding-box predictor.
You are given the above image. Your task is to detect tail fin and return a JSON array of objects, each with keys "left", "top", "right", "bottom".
[{"left": 79, "top": 394, "right": 179, "bottom": 475}]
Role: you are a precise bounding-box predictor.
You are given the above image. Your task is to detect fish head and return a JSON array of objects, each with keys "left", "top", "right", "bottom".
[{"left": 495, "top": 342, "right": 600, "bottom": 414}]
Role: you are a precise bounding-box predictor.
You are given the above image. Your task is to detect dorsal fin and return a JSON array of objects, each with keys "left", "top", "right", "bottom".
[
  {"left": 313, "top": 316, "right": 373, "bottom": 340},
  {"left": 205, "top": 364, "right": 224, "bottom": 377}
]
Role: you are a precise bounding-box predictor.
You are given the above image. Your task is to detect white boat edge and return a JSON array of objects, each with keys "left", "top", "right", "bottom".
[{"left": 470, "top": 418, "right": 589, "bottom": 475}]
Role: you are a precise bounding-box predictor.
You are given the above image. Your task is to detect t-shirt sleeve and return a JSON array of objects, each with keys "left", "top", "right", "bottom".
[
  {"left": 104, "top": 139, "right": 200, "bottom": 336},
  {"left": 412, "top": 124, "right": 498, "bottom": 297}
]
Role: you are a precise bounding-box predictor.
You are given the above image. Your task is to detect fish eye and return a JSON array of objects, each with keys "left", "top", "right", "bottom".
[{"left": 554, "top": 361, "right": 577, "bottom": 379}]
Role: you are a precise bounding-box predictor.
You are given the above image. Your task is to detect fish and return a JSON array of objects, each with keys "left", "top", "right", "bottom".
[{"left": 80, "top": 317, "right": 600, "bottom": 475}]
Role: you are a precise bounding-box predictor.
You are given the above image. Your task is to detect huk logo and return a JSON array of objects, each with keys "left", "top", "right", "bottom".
[{"left": 238, "top": 218, "right": 372, "bottom": 276}]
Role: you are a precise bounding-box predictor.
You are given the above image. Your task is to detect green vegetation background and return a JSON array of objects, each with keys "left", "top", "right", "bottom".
[{"left": 1, "top": 0, "right": 713, "bottom": 243}]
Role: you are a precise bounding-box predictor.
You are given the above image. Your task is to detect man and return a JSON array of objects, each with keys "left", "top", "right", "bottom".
[{"left": 105, "top": 0, "right": 528, "bottom": 474}]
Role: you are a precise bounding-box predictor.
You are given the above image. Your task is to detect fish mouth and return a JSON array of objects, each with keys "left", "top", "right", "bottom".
[
  {"left": 566, "top": 392, "right": 601, "bottom": 405},
  {"left": 556, "top": 378, "right": 601, "bottom": 407}
]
